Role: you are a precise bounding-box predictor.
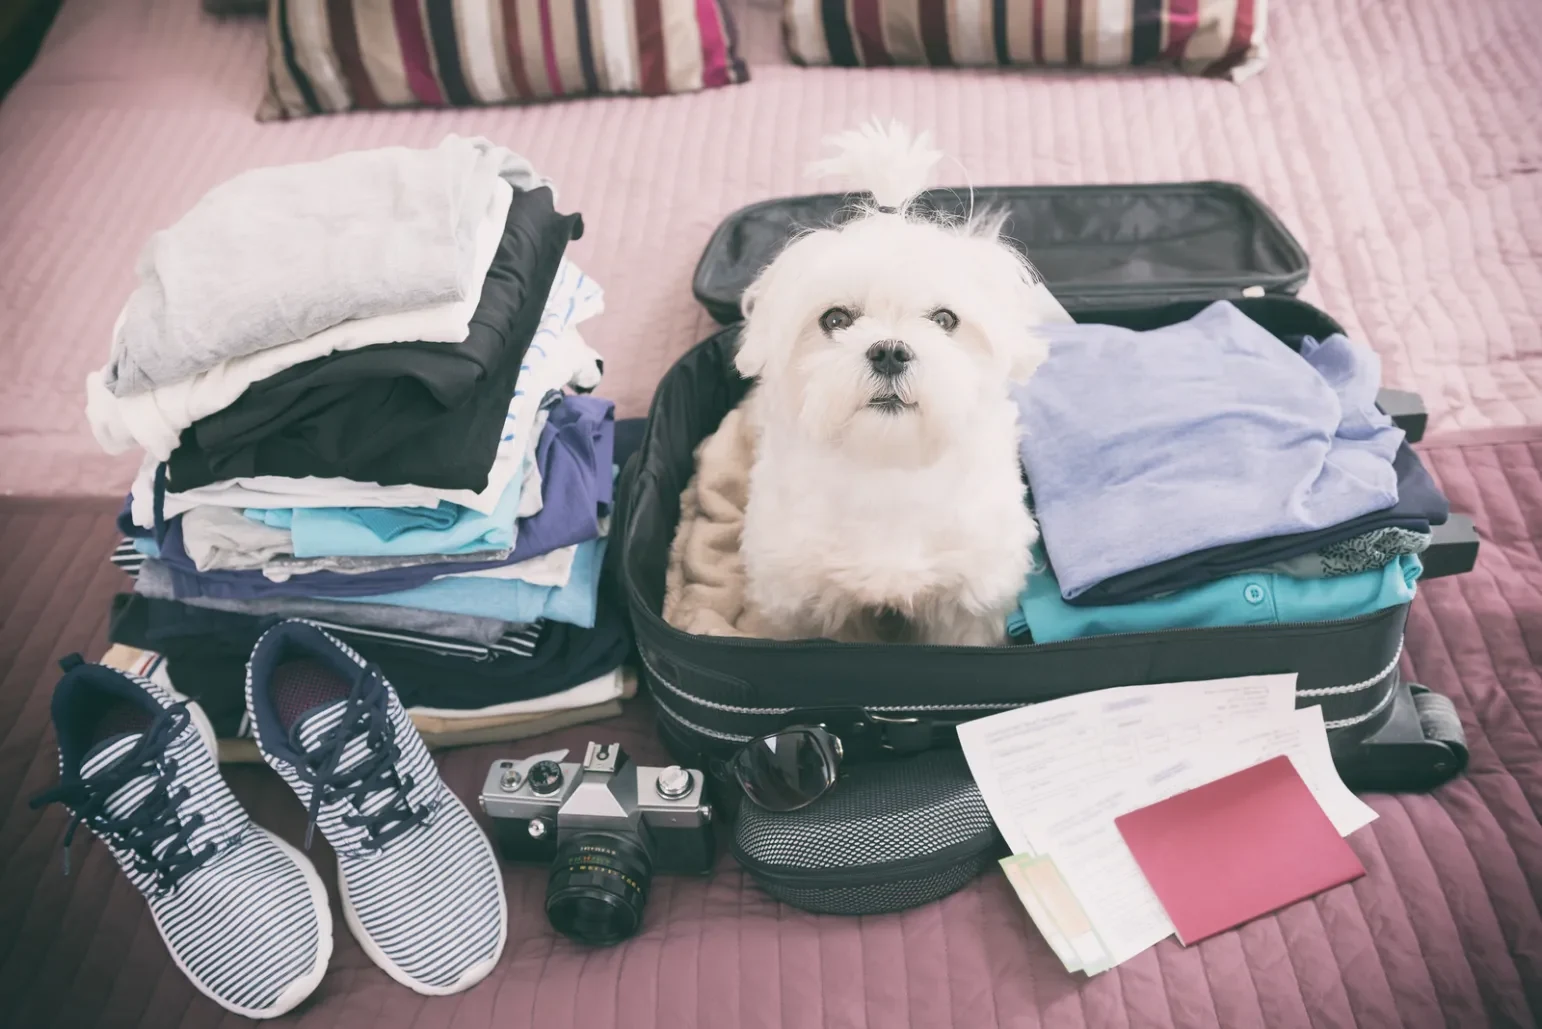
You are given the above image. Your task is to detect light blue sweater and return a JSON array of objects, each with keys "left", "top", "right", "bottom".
[{"left": 1014, "top": 302, "right": 1405, "bottom": 600}]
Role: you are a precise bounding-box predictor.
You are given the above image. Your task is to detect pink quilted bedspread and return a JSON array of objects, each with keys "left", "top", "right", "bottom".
[
  {"left": 0, "top": 0, "right": 1539, "bottom": 496},
  {"left": 0, "top": 3, "right": 1540, "bottom": 1027},
  {"left": 2, "top": 432, "right": 1540, "bottom": 1028}
]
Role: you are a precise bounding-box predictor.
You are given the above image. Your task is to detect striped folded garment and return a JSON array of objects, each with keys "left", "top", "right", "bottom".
[
  {"left": 261, "top": 0, "right": 749, "bottom": 120},
  {"left": 782, "top": 0, "right": 1268, "bottom": 80}
]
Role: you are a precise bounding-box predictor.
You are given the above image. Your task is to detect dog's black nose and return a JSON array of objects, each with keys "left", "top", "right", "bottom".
[{"left": 866, "top": 341, "right": 913, "bottom": 378}]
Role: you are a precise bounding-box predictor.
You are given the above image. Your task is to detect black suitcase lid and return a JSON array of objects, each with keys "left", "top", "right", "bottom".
[{"left": 693, "top": 181, "right": 1310, "bottom": 324}]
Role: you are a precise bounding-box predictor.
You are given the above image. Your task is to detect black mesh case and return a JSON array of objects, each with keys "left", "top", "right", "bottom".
[
  {"left": 611, "top": 183, "right": 1480, "bottom": 914},
  {"left": 731, "top": 751, "right": 1002, "bottom": 915}
]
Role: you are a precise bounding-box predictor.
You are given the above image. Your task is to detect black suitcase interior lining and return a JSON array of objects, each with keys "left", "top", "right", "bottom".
[
  {"left": 693, "top": 181, "right": 1310, "bottom": 323},
  {"left": 618, "top": 181, "right": 1475, "bottom": 793}
]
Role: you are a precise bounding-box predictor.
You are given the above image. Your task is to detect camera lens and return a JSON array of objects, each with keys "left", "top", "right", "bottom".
[{"left": 545, "top": 832, "right": 652, "bottom": 946}]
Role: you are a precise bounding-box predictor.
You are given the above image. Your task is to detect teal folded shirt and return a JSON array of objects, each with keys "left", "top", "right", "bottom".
[
  {"left": 246, "top": 465, "right": 523, "bottom": 559},
  {"left": 1009, "top": 548, "right": 1421, "bottom": 643}
]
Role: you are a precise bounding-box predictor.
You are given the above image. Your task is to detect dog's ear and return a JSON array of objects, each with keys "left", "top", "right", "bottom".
[
  {"left": 966, "top": 231, "right": 1056, "bottom": 383},
  {"left": 1004, "top": 325, "right": 1051, "bottom": 383},
  {"left": 999, "top": 271, "right": 1057, "bottom": 382},
  {"left": 739, "top": 275, "right": 762, "bottom": 321},
  {"left": 734, "top": 276, "right": 775, "bottom": 379}
]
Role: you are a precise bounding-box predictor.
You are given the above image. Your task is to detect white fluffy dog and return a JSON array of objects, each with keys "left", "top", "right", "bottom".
[{"left": 735, "top": 121, "right": 1055, "bottom": 647}]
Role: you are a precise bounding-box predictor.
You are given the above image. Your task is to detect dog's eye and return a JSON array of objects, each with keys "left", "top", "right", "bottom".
[
  {"left": 929, "top": 308, "right": 959, "bottom": 332},
  {"left": 819, "top": 307, "right": 855, "bottom": 334}
]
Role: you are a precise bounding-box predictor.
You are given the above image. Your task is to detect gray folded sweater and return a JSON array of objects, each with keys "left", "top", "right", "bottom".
[{"left": 104, "top": 134, "right": 546, "bottom": 396}]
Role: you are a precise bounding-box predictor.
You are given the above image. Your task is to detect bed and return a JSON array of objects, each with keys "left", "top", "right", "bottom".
[{"left": 0, "top": 1, "right": 1539, "bottom": 1026}]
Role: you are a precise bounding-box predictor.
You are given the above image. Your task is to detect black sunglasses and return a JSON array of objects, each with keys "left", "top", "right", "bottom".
[{"left": 728, "top": 725, "right": 845, "bottom": 812}]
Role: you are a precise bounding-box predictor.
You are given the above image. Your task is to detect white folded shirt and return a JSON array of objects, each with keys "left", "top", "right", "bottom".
[
  {"left": 87, "top": 178, "right": 515, "bottom": 460},
  {"left": 128, "top": 264, "right": 606, "bottom": 527}
]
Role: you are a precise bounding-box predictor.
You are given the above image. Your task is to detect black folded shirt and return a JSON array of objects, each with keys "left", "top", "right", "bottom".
[
  {"left": 108, "top": 592, "right": 630, "bottom": 738},
  {"left": 166, "top": 186, "right": 582, "bottom": 493}
]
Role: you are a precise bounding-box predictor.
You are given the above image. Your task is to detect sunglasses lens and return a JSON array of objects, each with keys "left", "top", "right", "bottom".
[{"left": 732, "top": 728, "right": 837, "bottom": 811}]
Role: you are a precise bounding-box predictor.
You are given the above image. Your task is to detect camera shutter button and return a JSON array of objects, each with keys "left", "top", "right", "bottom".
[{"left": 656, "top": 766, "right": 693, "bottom": 800}]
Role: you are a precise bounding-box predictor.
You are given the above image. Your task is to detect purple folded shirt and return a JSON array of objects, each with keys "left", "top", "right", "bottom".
[{"left": 507, "top": 394, "right": 613, "bottom": 562}]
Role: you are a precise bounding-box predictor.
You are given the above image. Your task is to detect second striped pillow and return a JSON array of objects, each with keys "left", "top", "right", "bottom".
[{"left": 782, "top": 0, "right": 1268, "bottom": 80}]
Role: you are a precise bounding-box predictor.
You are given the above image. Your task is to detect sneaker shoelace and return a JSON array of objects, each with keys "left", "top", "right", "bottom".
[
  {"left": 292, "top": 665, "right": 432, "bottom": 853},
  {"left": 30, "top": 704, "right": 217, "bottom": 893}
]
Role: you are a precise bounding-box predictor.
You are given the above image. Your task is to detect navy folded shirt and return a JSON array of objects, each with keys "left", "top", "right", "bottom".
[{"left": 1067, "top": 442, "right": 1448, "bottom": 606}]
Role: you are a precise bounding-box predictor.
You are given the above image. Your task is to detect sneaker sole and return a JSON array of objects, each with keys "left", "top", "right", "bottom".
[
  {"left": 336, "top": 790, "right": 508, "bottom": 996},
  {"left": 151, "top": 826, "right": 334, "bottom": 1020}
]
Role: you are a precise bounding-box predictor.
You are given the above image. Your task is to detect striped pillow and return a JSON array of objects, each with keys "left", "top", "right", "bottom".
[
  {"left": 783, "top": 0, "right": 1268, "bottom": 80},
  {"left": 260, "top": 1, "right": 748, "bottom": 121},
  {"left": 205, "top": 0, "right": 267, "bottom": 14}
]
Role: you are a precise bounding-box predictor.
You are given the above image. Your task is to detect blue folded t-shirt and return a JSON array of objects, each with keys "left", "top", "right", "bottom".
[
  {"left": 246, "top": 461, "right": 524, "bottom": 560},
  {"left": 337, "top": 539, "right": 607, "bottom": 628}
]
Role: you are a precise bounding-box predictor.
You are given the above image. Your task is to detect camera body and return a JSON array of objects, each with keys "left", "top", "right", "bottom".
[{"left": 479, "top": 742, "right": 715, "bottom": 875}]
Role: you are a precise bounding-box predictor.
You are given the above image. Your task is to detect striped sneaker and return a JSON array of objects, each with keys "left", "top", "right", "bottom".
[
  {"left": 29, "top": 656, "right": 331, "bottom": 1019},
  {"left": 246, "top": 620, "right": 507, "bottom": 996}
]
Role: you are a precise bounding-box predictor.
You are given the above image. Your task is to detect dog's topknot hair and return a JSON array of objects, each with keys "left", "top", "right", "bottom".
[{"left": 805, "top": 119, "right": 942, "bottom": 214}]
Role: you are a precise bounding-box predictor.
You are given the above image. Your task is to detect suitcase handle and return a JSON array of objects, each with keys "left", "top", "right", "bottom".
[
  {"left": 1371, "top": 387, "right": 1480, "bottom": 580},
  {"left": 1377, "top": 388, "right": 1427, "bottom": 442},
  {"left": 1421, "top": 514, "right": 1480, "bottom": 580}
]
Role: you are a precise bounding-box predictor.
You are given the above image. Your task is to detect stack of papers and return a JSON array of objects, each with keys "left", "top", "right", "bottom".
[{"left": 958, "top": 674, "right": 1377, "bottom": 975}]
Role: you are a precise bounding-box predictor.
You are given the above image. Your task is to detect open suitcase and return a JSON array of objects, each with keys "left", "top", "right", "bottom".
[{"left": 615, "top": 183, "right": 1479, "bottom": 802}]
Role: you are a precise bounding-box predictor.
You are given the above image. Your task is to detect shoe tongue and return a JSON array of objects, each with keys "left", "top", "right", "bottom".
[
  {"left": 81, "top": 732, "right": 145, "bottom": 779},
  {"left": 281, "top": 666, "right": 385, "bottom": 761},
  {"left": 289, "top": 694, "right": 385, "bottom": 785},
  {"left": 289, "top": 694, "right": 409, "bottom": 826},
  {"left": 288, "top": 700, "right": 353, "bottom": 757},
  {"left": 78, "top": 732, "right": 159, "bottom": 825}
]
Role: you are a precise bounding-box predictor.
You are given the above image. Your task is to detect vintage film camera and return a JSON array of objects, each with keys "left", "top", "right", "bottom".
[{"left": 479, "top": 742, "right": 714, "bottom": 945}]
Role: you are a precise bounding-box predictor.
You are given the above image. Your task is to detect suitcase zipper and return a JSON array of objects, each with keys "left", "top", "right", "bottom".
[{"left": 643, "top": 637, "right": 1406, "bottom": 741}]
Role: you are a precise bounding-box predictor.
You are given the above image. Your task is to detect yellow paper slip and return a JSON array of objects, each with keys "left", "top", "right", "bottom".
[{"left": 1000, "top": 854, "right": 1111, "bottom": 975}]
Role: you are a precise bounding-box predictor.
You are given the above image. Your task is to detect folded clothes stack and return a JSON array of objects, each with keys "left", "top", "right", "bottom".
[
  {"left": 1011, "top": 301, "right": 1448, "bottom": 643},
  {"left": 89, "top": 135, "right": 634, "bottom": 747}
]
